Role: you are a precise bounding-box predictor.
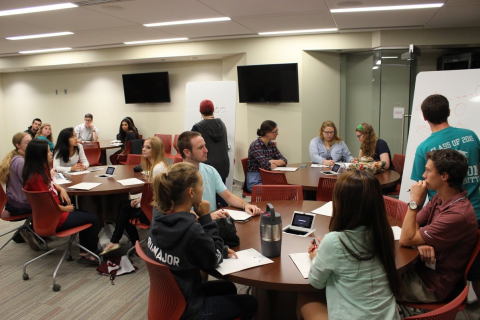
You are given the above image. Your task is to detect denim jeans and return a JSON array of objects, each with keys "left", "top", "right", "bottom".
[{"left": 245, "top": 171, "right": 262, "bottom": 194}]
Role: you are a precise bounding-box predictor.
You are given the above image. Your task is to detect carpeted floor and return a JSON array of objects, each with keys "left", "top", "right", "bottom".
[{"left": 1, "top": 182, "right": 479, "bottom": 320}]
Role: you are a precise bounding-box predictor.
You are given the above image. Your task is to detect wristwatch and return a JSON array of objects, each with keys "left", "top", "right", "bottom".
[{"left": 408, "top": 201, "right": 418, "bottom": 210}]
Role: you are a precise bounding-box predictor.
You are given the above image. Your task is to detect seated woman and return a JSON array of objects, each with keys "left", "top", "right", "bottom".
[
  {"left": 35, "top": 123, "right": 54, "bottom": 151},
  {"left": 297, "top": 171, "right": 401, "bottom": 320},
  {"left": 53, "top": 128, "right": 89, "bottom": 173},
  {"left": 246, "top": 120, "right": 287, "bottom": 193},
  {"left": 309, "top": 121, "right": 353, "bottom": 165},
  {"left": 100, "top": 137, "right": 168, "bottom": 255},
  {"left": 23, "top": 139, "right": 99, "bottom": 264},
  {"left": 146, "top": 162, "right": 258, "bottom": 320},
  {"left": 110, "top": 118, "right": 139, "bottom": 165},
  {"left": 355, "top": 123, "right": 393, "bottom": 170}
]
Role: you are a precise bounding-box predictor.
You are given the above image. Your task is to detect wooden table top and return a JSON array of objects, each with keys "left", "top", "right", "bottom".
[
  {"left": 283, "top": 163, "right": 401, "bottom": 191},
  {"left": 220, "top": 200, "right": 418, "bottom": 292},
  {"left": 61, "top": 164, "right": 144, "bottom": 196},
  {"left": 97, "top": 140, "right": 122, "bottom": 150}
]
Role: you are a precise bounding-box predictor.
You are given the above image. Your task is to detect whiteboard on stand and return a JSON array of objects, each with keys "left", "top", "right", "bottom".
[
  {"left": 400, "top": 69, "right": 480, "bottom": 203},
  {"left": 185, "top": 81, "right": 237, "bottom": 192}
]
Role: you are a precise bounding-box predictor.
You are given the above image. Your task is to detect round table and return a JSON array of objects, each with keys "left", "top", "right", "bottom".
[
  {"left": 98, "top": 140, "right": 122, "bottom": 165},
  {"left": 218, "top": 200, "right": 418, "bottom": 319},
  {"left": 62, "top": 165, "right": 143, "bottom": 225},
  {"left": 284, "top": 163, "right": 401, "bottom": 191}
]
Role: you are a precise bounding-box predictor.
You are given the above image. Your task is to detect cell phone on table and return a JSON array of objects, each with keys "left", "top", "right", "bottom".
[{"left": 98, "top": 166, "right": 115, "bottom": 177}]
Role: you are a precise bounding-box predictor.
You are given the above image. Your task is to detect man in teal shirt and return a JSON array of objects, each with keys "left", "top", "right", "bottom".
[{"left": 411, "top": 94, "right": 480, "bottom": 301}]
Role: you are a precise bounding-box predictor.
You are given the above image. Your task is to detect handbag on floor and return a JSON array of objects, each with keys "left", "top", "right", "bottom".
[{"left": 97, "top": 255, "right": 138, "bottom": 285}]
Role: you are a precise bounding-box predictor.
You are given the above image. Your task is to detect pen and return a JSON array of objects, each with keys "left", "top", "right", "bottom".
[
  {"left": 218, "top": 203, "right": 224, "bottom": 211},
  {"left": 312, "top": 238, "right": 318, "bottom": 249}
]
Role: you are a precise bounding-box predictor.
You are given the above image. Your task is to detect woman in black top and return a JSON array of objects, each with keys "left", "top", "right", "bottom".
[{"left": 110, "top": 118, "right": 139, "bottom": 165}]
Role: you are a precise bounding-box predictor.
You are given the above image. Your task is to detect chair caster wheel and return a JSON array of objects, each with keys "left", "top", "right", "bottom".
[
  {"left": 23, "top": 273, "right": 29, "bottom": 280},
  {"left": 66, "top": 255, "right": 73, "bottom": 261},
  {"left": 53, "top": 284, "right": 61, "bottom": 292}
]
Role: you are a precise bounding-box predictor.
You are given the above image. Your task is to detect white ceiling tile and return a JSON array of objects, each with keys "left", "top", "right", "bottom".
[
  {"left": 237, "top": 13, "right": 337, "bottom": 33},
  {"left": 152, "top": 21, "right": 255, "bottom": 38},
  {"left": 426, "top": 4, "right": 480, "bottom": 28},
  {"left": 0, "top": 0, "right": 65, "bottom": 11},
  {"left": 199, "top": 0, "right": 329, "bottom": 17},
  {"left": 332, "top": 9, "right": 439, "bottom": 29},
  {"left": 0, "top": 18, "right": 56, "bottom": 38}
]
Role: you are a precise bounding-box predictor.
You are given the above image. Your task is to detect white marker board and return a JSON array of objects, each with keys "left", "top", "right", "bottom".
[
  {"left": 185, "top": 81, "right": 237, "bottom": 191},
  {"left": 400, "top": 69, "right": 480, "bottom": 203}
]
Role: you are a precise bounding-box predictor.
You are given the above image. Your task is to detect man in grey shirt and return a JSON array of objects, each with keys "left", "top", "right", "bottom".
[{"left": 75, "top": 113, "right": 98, "bottom": 142}]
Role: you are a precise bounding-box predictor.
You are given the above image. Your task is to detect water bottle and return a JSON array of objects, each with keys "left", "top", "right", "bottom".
[{"left": 260, "top": 203, "right": 282, "bottom": 258}]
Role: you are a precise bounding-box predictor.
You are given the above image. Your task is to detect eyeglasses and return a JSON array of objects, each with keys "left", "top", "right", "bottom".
[
  {"left": 323, "top": 131, "right": 334, "bottom": 135},
  {"left": 356, "top": 133, "right": 363, "bottom": 138},
  {"left": 270, "top": 129, "right": 279, "bottom": 134}
]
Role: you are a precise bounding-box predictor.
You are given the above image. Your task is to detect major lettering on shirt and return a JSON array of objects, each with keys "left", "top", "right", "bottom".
[
  {"left": 148, "top": 237, "right": 180, "bottom": 266},
  {"left": 427, "top": 135, "right": 479, "bottom": 184}
]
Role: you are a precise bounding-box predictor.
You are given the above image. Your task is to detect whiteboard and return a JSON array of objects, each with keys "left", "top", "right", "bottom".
[
  {"left": 185, "top": 81, "right": 237, "bottom": 192},
  {"left": 400, "top": 69, "right": 480, "bottom": 203}
]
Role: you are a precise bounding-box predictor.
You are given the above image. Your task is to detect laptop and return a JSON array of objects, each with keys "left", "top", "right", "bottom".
[
  {"left": 283, "top": 211, "right": 316, "bottom": 237},
  {"left": 322, "top": 163, "right": 341, "bottom": 175},
  {"left": 97, "top": 166, "right": 116, "bottom": 178}
]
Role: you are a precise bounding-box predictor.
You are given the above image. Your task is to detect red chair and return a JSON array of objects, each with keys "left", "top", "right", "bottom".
[
  {"left": 173, "top": 134, "right": 180, "bottom": 155},
  {"left": 81, "top": 141, "right": 101, "bottom": 166},
  {"left": 173, "top": 155, "right": 183, "bottom": 164},
  {"left": 155, "top": 134, "right": 174, "bottom": 160},
  {"left": 124, "top": 154, "right": 142, "bottom": 165},
  {"left": 259, "top": 168, "right": 288, "bottom": 185},
  {"left": 127, "top": 183, "right": 154, "bottom": 256},
  {"left": 383, "top": 196, "right": 408, "bottom": 221},
  {"left": 399, "top": 229, "right": 480, "bottom": 315},
  {"left": 388, "top": 154, "right": 406, "bottom": 195},
  {"left": 135, "top": 241, "right": 186, "bottom": 320},
  {"left": 251, "top": 185, "right": 303, "bottom": 202},
  {"left": 316, "top": 177, "right": 337, "bottom": 202},
  {"left": 241, "top": 158, "right": 251, "bottom": 198},
  {"left": 0, "top": 184, "right": 42, "bottom": 251},
  {"left": 403, "top": 284, "right": 469, "bottom": 320},
  {"left": 22, "top": 189, "right": 100, "bottom": 292}
]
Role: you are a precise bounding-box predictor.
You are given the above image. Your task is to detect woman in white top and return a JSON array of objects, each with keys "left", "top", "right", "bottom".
[
  {"left": 297, "top": 171, "right": 401, "bottom": 320},
  {"left": 100, "top": 137, "right": 168, "bottom": 255},
  {"left": 53, "top": 127, "right": 89, "bottom": 172}
]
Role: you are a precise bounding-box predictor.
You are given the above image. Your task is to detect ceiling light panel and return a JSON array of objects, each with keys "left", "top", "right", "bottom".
[
  {"left": 144, "top": 17, "right": 230, "bottom": 27},
  {"left": 259, "top": 28, "right": 337, "bottom": 35},
  {"left": 124, "top": 38, "right": 188, "bottom": 45},
  {"left": 7, "top": 32, "right": 74, "bottom": 40},
  {"left": 0, "top": 3, "right": 77, "bottom": 17},
  {"left": 331, "top": 3, "right": 443, "bottom": 13},
  {"left": 19, "top": 47, "right": 72, "bottom": 54}
]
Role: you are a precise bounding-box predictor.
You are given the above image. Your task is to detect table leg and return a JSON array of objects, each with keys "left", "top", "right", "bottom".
[
  {"left": 77, "top": 193, "right": 129, "bottom": 226},
  {"left": 100, "top": 150, "right": 107, "bottom": 165},
  {"left": 251, "top": 287, "right": 298, "bottom": 319}
]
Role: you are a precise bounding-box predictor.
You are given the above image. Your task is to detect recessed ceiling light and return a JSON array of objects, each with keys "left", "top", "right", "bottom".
[
  {"left": 144, "top": 17, "right": 230, "bottom": 27},
  {"left": 0, "top": 3, "right": 77, "bottom": 17},
  {"left": 382, "top": 56, "right": 398, "bottom": 59},
  {"left": 19, "top": 47, "right": 72, "bottom": 54},
  {"left": 259, "top": 28, "right": 337, "bottom": 36},
  {"left": 331, "top": 3, "right": 443, "bottom": 13},
  {"left": 372, "top": 66, "right": 379, "bottom": 69},
  {"left": 7, "top": 32, "right": 73, "bottom": 40},
  {"left": 376, "top": 60, "right": 381, "bottom": 65},
  {"left": 124, "top": 38, "right": 188, "bottom": 45}
]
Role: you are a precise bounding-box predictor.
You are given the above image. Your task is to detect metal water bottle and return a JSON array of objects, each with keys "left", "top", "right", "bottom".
[{"left": 260, "top": 203, "right": 282, "bottom": 258}]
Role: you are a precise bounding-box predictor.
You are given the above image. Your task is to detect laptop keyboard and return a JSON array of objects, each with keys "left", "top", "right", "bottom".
[{"left": 285, "top": 229, "right": 308, "bottom": 236}]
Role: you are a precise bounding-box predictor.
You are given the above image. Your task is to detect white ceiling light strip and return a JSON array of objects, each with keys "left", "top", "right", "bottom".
[
  {"left": 259, "top": 28, "right": 337, "bottom": 35},
  {"left": 7, "top": 32, "right": 74, "bottom": 40},
  {"left": 0, "top": 3, "right": 77, "bottom": 17},
  {"left": 331, "top": 3, "right": 443, "bottom": 13},
  {"left": 124, "top": 38, "right": 188, "bottom": 45},
  {"left": 19, "top": 47, "right": 72, "bottom": 54},
  {"left": 144, "top": 17, "right": 230, "bottom": 27}
]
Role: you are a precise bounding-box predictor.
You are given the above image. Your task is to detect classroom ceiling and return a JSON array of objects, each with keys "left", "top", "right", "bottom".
[{"left": 0, "top": 0, "right": 479, "bottom": 58}]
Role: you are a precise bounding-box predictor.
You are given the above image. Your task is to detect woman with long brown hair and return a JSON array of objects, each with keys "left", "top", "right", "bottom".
[
  {"left": 309, "top": 120, "right": 353, "bottom": 166},
  {"left": 298, "top": 170, "right": 401, "bottom": 320},
  {"left": 355, "top": 123, "right": 393, "bottom": 170}
]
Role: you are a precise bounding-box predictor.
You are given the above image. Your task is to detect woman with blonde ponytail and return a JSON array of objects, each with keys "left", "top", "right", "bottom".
[{"left": 147, "top": 162, "right": 258, "bottom": 320}]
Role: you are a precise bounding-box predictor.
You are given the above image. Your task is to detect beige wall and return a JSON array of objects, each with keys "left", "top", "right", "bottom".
[{"left": 1, "top": 27, "right": 479, "bottom": 181}]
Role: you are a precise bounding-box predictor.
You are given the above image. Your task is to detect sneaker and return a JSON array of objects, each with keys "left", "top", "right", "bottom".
[
  {"left": 25, "top": 231, "right": 41, "bottom": 251},
  {"left": 18, "top": 229, "right": 29, "bottom": 243}
]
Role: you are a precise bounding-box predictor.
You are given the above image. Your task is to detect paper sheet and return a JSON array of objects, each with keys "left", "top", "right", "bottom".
[
  {"left": 311, "top": 201, "right": 333, "bottom": 216},
  {"left": 66, "top": 171, "right": 91, "bottom": 176},
  {"left": 214, "top": 209, "right": 253, "bottom": 222},
  {"left": 215, "top": 248, "right": 273, "bottom": 275},
  {"left": 289, "top": 253, "right": 312, "bottom": 278},
  {"left": 116, "top": 178, "right": 145, "bottom": 186},
  {"left": 273, "top": 167, "right": 298, "bottom": 172},
  {"left": 391, "top": 226, "right": 402, "bottom": 240},
  {"left": 68, "top": 182, "right": 101, "bottom": 190},
  {"left": 310, "top": 164, "right": 329, "bottom": 168}
]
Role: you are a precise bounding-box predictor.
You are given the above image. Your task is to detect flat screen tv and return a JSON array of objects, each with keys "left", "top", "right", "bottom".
[
  {"left": 122, "top": 72, "right": 171, "bottom": 104},
  {"left": 237, "top": 63, "right": 299, "bottom": 103}
]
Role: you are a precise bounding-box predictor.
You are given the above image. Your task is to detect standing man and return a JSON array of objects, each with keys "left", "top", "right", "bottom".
[
  {"left": 411, "top": 94, "right": 480, "bottom": 300},
  {"left": 401, "top": 149, "right": 477, "bottom": 302},
  {"left": 25, "top": 118, "right": 41, "bottom": 139},
  {"left": 75, "top": 113, "right": 98, "bottom": 142},
  {"left": 192, "top": 99, "right": 230, "bottom": 207},
  {"left": 177, "top": 131, "right": 261, "bottom": 218}
]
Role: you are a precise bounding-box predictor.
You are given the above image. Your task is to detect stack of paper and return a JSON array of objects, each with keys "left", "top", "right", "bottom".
[
  {"left": 214, "top": 209, "right": 253, "bottom": 222},
  {"left": 68, "top": 182, "right": 101, "bottom": 190},
  {"left": 312, "top": 201, "right": 333, "bottom": 217},
  {"left": 273, "top": 167, "right": 298, "bottom": 172},
  {"left": 289, "top": 252, "right": 312, "bottom": 278},
  {"left": 391, "top": 226, "right": 402, "bottom": 240},
  {"left": 66, "top": 171, "right": 90, "bottom": 176},
  {"left": 216, "top": 248, "right": 273, "bottom": 275},
  {"left": 116, "top": 178, "right": 145, "bottom": 186}
]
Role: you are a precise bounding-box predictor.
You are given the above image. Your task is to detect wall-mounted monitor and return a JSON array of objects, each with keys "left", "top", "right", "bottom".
[
  {"left": 237, "top": 63, "right": 299, "bottom": 103},
  {"left": 122, "top": 72, "right": 171, "bottom": 104}
]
